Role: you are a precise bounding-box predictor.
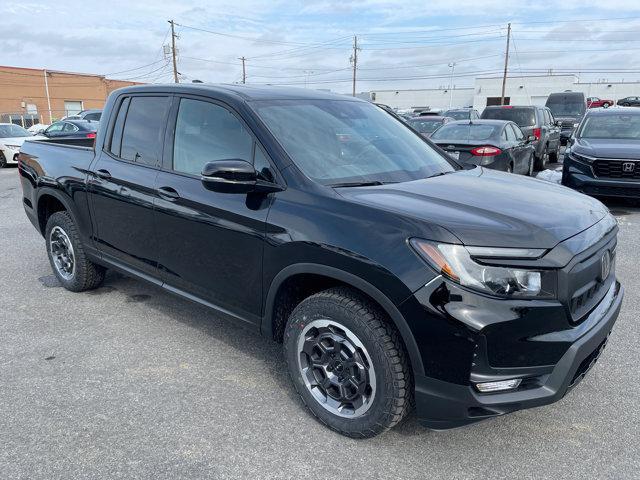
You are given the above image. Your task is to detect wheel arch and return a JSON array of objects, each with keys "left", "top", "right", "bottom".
[
  {"left": 36, "top": 188, "right": 78, "bottom": 236},
  {"left": 263, "top": 263, "right": 425, "bottom": 376}
]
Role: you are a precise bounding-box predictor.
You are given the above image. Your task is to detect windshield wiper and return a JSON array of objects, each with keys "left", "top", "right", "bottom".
[{"left": 330, "top": 180, "right": 387, "bottom": 188}]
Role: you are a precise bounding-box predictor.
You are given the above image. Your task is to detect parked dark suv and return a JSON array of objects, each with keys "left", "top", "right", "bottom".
[
  {"left": 546, "top": 92, "right": 587, "bottom": 146},
  {"left": 19, "top": 84, "right": 623, "bottom": 438},
  {"left": 481, "top": 105, "right": 560, "bottom": 170},
  {"left": 563, "top": 107, "right": 640, "bottom": 197}
]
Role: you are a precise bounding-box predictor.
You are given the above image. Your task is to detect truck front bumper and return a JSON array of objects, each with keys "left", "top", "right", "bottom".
[{"left": 412, "top": 281, "right": 622, "bottom": 429}]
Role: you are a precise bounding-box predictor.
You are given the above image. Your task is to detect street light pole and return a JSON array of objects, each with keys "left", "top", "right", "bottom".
[{"left": 448, "top": 62, "right": 456, "bottom": 109}]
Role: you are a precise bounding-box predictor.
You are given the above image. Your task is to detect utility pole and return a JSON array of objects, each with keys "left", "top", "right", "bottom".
[
  {"left": 500, "top": 23, "right": 511, "bottom": 105},
  {"left": 239, "top": 56, "right": 246, "bottom": 84},
  {"left": 350, "top": 35, "right": 360, "bottom": 97},
  {"left": 448, "top": 62, "right": 456, "bottom": 109},
  {"left": 169, "top": 20, "right": 179, "bottom": 83}
]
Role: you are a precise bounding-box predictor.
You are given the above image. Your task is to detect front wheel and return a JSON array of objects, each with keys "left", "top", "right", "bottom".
[
  {"left": 603, "top": 102, "right": 610, "bottom": 108},
  {"left": 0, "top": 152, "right": 7, "bottom": 168},
  {"left": 284, "top": 287, "right": 412, "bottom": 438}
]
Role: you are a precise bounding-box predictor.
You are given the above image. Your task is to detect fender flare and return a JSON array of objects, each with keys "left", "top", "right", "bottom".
[
  {"left": 35, "top": 187, "right": 80, "bottom": 234},
  {"left": 262, "top": 263, "right": 425, "bottom": 376}
]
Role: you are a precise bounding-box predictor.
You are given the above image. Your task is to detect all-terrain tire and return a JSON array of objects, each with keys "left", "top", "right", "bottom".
[
  {"left": 284, "top": 287, "right": 413, "bottom": 438},
  {"left": 45, "top": 211, "right": 105, "bottom": 292}
]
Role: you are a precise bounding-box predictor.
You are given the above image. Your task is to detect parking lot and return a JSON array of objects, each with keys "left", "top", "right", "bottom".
[{"left": 0, "top": 165, "right": 639, "bottom": 479}]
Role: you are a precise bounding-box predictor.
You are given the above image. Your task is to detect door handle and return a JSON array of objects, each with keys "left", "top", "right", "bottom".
[
  {"left": 157, "top": 186, "right": 180, "bottom": 200},
  {"left": 95, "top": 169, "right": 112, "bottom": 180}
]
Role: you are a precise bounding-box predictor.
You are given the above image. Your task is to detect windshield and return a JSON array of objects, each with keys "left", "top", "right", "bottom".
[
  {"left": 546, "top": 96, "right": 585, "bottom": 117},
  {"left": 431, "top": 123, "right": 499, "bottom": 141},
  {"left": 443, "top": 110, "right": 469, "bottom": 120},
  {"left": 578, "top": 114, "right": 640, "bottom": 139},
  {"left": 407, "top": 118, "right": 443, "bottom": 134},
  {"left": 481, "top": 108, "right": 535, "bottom": 126},
  {"left": 252, "top": 99, "right": 456, "bottom": 185},
  {"left": 0, "top": 124, "right": 31, "bottom": 138}
]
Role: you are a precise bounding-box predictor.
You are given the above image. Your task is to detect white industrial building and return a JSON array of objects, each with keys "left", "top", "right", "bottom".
[{"left": 370, "top": 74, "right": 640, "bottom": 111}]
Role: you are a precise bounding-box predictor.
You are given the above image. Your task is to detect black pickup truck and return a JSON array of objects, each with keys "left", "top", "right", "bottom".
[{"left": 19, "top": 84, "right": 623, "bottom": 438}]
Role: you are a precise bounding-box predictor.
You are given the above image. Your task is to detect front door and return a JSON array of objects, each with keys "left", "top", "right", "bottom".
[
  {"left": 88, "top": 95, "right": 171, "bottom": 279},
  {"left": 154, "top": 96, "right": 275, "bottom": 325}
]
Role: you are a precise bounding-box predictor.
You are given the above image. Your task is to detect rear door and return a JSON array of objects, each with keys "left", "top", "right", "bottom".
[
  {"left": 154, "top": 95, "right": 277, "bottom": 325},
  {"left": 544, "top": 108, "right": 561, "bottom": 151},
  {"left": 88, "top": 94, "right": 171, "bottom": 279},
  {"left": 505, "top": 123, "right": 527, "bottom": 173}
]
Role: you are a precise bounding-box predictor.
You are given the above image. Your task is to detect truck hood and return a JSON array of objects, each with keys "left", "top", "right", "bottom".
[
  {"left": 337, "top": 168, "right": 608, "bottom": 248},
  {"left": 572, "top": 138, "right": 640, "bottom": 159}
]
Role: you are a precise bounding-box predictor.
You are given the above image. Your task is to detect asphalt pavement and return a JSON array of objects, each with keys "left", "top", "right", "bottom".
[{"left": 0, "top": 166, "right": 638, "bottom": 479}]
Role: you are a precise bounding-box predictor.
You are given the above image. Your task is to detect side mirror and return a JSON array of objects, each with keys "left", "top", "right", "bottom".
[{"left": 201, "top": 159, "right": 282, "bottom": 194}]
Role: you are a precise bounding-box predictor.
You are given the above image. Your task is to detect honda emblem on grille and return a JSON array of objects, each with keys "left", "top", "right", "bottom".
[
  {"left": 600, "top": 250, "right": 612, "bottom": 281},
  {"left": 622, "top": 162, "right": 635, "bottom": 173}
]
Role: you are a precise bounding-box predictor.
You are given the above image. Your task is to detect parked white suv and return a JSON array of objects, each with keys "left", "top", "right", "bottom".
[{"left": 0, "top": 123, "right": 36, "bottom": 167}]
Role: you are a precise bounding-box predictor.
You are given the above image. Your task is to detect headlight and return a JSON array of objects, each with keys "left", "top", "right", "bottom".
[
  {"left": 569, "top": 151, "right": 595, "bottom": 164},
  {"left": 410, "top": 239, "right": 555, "bottom": 298}
]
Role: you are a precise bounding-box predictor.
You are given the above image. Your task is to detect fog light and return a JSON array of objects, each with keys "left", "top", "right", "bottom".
[{"left": 475, "top": 379, "right": 521, "bottom": 393}]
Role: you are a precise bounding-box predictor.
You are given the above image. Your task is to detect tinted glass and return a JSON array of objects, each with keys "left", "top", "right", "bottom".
[
  {"left": 431, "top": 123, "right": 499, "bottom": 141},
  {"left": 121, "top": 96, "right": 170, "bottom": 166},
  {"left": 505, "top": 124, "right": 517, "bottom": 141},
  {"left": 511, "top": 124, "right": 524, "bottom": 140},
  {"left": 173, "top": 99, "right": 253, "bottom": 176},
  {"left": 46, "top": 122, "right": 64, "bottom": 133},
  {"left": 443, "top": 110, "right": 469, "bottom": 120},
  {"left": 254, "top": 144, "right": 274, "bottom": 182},
  {"left": 109, "top": 98, "right": 129, "bottom": 156},
  {"left": 85, "top": 112, "right": 101, "bottom": 121},
  {"left": 577, "top": 113, "right": 640, "bottom": 140},
  {"left": 481, "top": 107, "right": 536, "bottom": 126},
  {"left": 62, "top": 122, "right": 77, "bottom": 132},
  {"left": 253, "top": 99, "right": 455, "bottom": 186},
  {"left": 546, "top": 94, "right": 585, "bottom": 117},
  {"left": 0, "top": 124, "right": 30, "bottom": 138},
  {"left": 407, "top": 118, "right": 443, "bottom": 133}
]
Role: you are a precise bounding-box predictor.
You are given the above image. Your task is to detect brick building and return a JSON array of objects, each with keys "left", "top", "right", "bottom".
[{"left": 0, "top": 65, "right": 142, "bottom": 126}]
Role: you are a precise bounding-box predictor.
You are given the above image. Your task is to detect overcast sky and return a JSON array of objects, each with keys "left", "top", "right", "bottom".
[{"left": 3, "top": 0, "right": 640, "bottom": 93}]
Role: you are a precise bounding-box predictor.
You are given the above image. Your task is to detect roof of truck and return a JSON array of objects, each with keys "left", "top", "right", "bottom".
[{"left": 113, "top": 83, "right": 361, "bottom": 102}]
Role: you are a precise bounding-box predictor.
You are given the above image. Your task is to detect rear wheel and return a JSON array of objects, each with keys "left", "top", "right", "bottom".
[
  {"left": 506, "top": 162, "right": 514, "bottom": 174},
  {"left": 45, "top": 211, "right": 105, "bottom": 292},
  {"left": 284, "top": 287, "right": 412, "bottom": 438},
  {"left": 535, "top": 146, "right": 549, "bottom": 171},
  {"left": 526, "top": 153, "right": 534, "bottom": 176},
  {"left": 603, "top": 102, "right": 610, "bottom": 108}
]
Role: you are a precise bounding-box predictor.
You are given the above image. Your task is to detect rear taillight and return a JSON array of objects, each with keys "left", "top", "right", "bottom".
[
  {"left": 86, "top": 132, "right": 96, "bottom": 139},
  {"left": 532, "top": 128, "right": 541, "bottom": 140},
  {"left": 471, "top": 146, "right": 502, "bottom": 156}
]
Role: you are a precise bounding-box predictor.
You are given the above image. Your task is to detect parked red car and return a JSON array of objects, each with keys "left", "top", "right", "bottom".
[{"left": 587, "top": 97, "right": 613, "bottom": 108}]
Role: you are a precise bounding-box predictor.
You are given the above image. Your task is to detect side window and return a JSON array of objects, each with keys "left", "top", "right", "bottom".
[
  {"left": 547, "top": 109, "right": 555, "bottom": 124},
  {"left": 85, "top": 112, "right": 101, "bottom": 121},
  {"left": 46, "top": 122, "right": 64, "bottom": 134},
  {"left": 505, "top": 124, "right": 517, "bottom": 142},
  {"left": 121, "top": 96, "right": 170, "bottom": 166},
  {"left": 253, "top": 144, "right": 274, "bottom": 182},
  {"left": 501, "top": 128, "right": 508, "bottom": 141},
  {"left": 512, "top": 124, "right": 524, "bottom": 141},
  {"left": 62, "top": 122, "right": 78, "bottom": 133},
  {"left": 109, "top": 97, "right": 130, "bottom": 157},
  {"left": 173, "top": 98, "right": 253, "bottom": 176}
]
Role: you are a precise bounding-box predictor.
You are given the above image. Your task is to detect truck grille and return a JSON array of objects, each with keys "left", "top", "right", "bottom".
[
  {"left": 567, "top": 248, "right": 615, "bottom": 323},
  {"left": 593, "top": 160, "right": 640, "bottom": 179}
]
